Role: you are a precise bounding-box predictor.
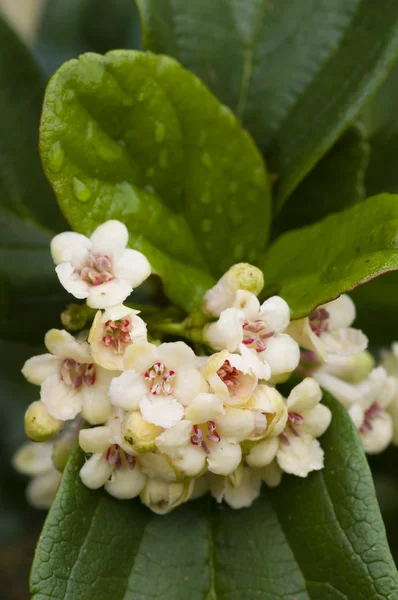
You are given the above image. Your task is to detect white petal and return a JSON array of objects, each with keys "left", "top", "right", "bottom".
[
  {"left": 123, "top": 342, "right": 158, "bottom": 371},
  {"left": 324, "top": 294, "right": 356, "bottom": 329},
  {"left": 113, "top": 249, "right": 151, "bottom": 287},
  {"left": 79, "top": 427, "right": 111, "bottom": 454},
  {"left": 13, "top": 441, "right": 54, "bottom": 476},
  {"left": 80, "top": 453, "right": 113, "bottom": 489},
  {"left": 140, "top": 395, "right": 184, "bottom": 428},
  {"left": 360, "top": 413, "right": 393, "bottom": 454},
  {"left": 173, "top": 445, "right": 206, "bottom": 477},
  {"left": 41, "top": 374, "right": 83, "bottom": 421},
  {"left": 233, "top": 290, "right": 260, "bottom": 320},
  {"left": 300, "top": 404, "right": 332, "bottom": 438},
  {"left": 90, "top": 220, "right": 128, "bottom": 261},
  {"left": 388, "top": 396, "right": 398, "bottom": 446},
  {"left": 155, "top": 420, "right": 192, "bottom": 457},
  {"left": 216, "top": 408, "right": 255, "bottom": 442},
  {"left": 22, "top": 354, "right": 60, "bottom": 385},
  {"left": 314, "top": 371, "right": 361, "bottom": 408},
  {"left": 286, "top": 317, "right": 326, "bottom": 360},
  {"left": 277, "top": 433, "right": 324, "bottom": 477},
  {"left": 259, "top": 296, "right": 290, "bottom": 333},
  {"left": 108, "top": 371, "right": 147, "bottom": 410},
  {"left": 51, "top": 231, "right": 91, "bottom": 267},
  {"left": 80, "top": 385, "right": 112, "bottom": 425},
  {"left": 87, "top": 279, "right": 132, "bottom": 309},
  {"left": 26, "top": 470, "right": 62, "bottom": 509},
  {"left": 223, "top": 468, "right": 262, "bottom": 509},
  {"left": 139, "top": 452, "right": 177, "bottom": 482},
  {"left": 105, "top": 464, "right": 147, "bottom": 499},
  {"left": 320, "top": 327, "right": 368, "bottom": 356},
  {"left": 157, "top": 341, "right": 197, "bottom": 370},
  {"left": 174, "top": 368, "right": 210, "bottom": 405},
  {"left": 185, "top": 393, "right": 225, "bottom": 423},
  {"left": 287, "top": 377, "right": 322, "bottom": 413},
  {"left": 259, "top": 460, "right": 283, "bottom": 487},
  {"left": 238, "top": 344, "right": 271, "bottom": 380},
  {"left": 259, "top": 333, "right": 300, "bottom": 376},
  {"left": 45, "top": 329, "right": 92, "bottom": 362},
  {"left": 55, "top": 263, "right": 91, "bottom": 299},
  {"left": 349, "top": 404, "right": 365, "bottom": 429},
  {"left": 140, "top": 479, "right": 193, "bottom": 514},
  {"left": 204, "top": 308, "right": 243, "bottom": 351},
  {"left": 246, "top": 437, "right": 279, "bottom": 468},
  {"left": 207, "top": 440, "right": 242, "bottom": 476}
]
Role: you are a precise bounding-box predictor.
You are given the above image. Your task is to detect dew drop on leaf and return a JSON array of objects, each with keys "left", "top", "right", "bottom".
[
  {"left": 155, "top": 122, "right": 166, "bottom": 143},
  {"left": 48, "top": 141, "right": 64, "bottom": 173},
  {"left": 201, "top": 219, "right": 212, "bottom": 232},
  {"left": 201, "top": 191, "right": 211, "bottom": 204},
  {"left": 73, "top": 178, "right": 92, "bottom": 203},
  {"left": 201, "top": 152, "right": 213, "bottom": 168}
]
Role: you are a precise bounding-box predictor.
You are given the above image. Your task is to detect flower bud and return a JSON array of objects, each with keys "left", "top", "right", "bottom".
[
  {"left": 24, "top": 401, "right": 63, "bottom": 442},
  {"left": 122, "top": 411, "right": 163, "bottom": 453},
  {"left": 61, "top": 303, "right": 96, "bottom": 331},
  {"left": 321, "top": 351, "right": 375, "bottom": 383},
  {"left": 203, "top": 263, "right": 264, "bottom": 316},
  {"left": 140, "top": 478, "right": 194, "bottom": 514}
]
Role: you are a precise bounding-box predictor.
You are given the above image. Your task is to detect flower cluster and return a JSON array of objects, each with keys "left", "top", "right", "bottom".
[{"left": 15, "top": 220, "right": 395, "bottom": 515}]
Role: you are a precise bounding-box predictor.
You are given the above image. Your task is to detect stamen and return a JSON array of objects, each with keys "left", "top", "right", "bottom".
[
  {"left": 102, "top": 317, "right": 134, "bottom": 354},
  {"left": 242, "top": 319, "right": 274, "bottom": 351},
  {"left": 145, "top": 362, "right": 176, "bottom": 395}
]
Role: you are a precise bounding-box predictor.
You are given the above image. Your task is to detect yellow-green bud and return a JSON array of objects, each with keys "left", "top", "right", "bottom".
[
  {"left": 228, "top": 263, "right": 264, "bottom": 296},
  {"left": 122, "top": 412, "right": 162, "bottom": 453},
  {"left": 203, "top": 263, "right": 264, "bottom": 316},
  {"left": 323, "top": 351, "right": 375, "bottom": 384},
  {"left": 24, "top": 401, "right": 63, "bottom": 442}
]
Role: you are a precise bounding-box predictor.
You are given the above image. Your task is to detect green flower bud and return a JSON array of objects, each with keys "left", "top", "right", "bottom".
[
  {"left": 122, "top": 412, "right": 163, "bottom": 453},
  {"left": 203, "top": 263, "right": 264, "bottom": 316},
  {"left": 24, "top": 401, "right": 63, "bottom": 442}
]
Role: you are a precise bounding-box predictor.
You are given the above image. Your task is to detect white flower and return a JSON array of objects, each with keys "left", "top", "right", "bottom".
[
  {"left": 203, "top": 263, "right": 264, "bottom": 316},
  {"left": 140, "top": 478, "right": 194, "bottom": 514},
  {"left": 287, "top": 295, "right": 368, "bottom": 360},
  {"left": 315, "top": 366, "right": 395, "bottom": 454},
  {"left": 22, "top": 329, "right": 115, "bottom": 424},
  {"left": 109, "top": 341, "right": 208, "bottom": 428},
  {"left": 88, "top": 304, "right": 147, "bottom": 370},
  {"left": 79, "top": 410, "right": 146, "bottom": 499},
  {"left": 205, "top": 291, "right": 300, "bottom": 378},
  {"left": 51, "top": 220, "right": 151, "bottom": 309},
  {"left": 246, "top": 378, "right": 331, "bottom": 477},
  {"left": 13, "top": 441, "right": 61, "bottom": 509},
  {"left": 209, "top": 464, "right": 262, "bottom": 509}
]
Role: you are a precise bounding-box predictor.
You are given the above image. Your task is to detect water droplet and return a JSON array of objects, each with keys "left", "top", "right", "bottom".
[
  {"left": 219, "top": 105, "right": 237, "bottom": 126},
  {"left": 159, "top": 148, "right": 168, "bottom": 168},
  {"left": 201, "top": 219, "right": 212, "bottom": 233},
  {"left": 229, "top": 200, "right": 243, "bottom": 226},
  {"left": 73, "top": 178, "right": 91, "bottom": 203},
  {"left": 155, "top": 122, "right": 165, "bottom": 143},
  {"left": 201, "top": 152, "right": 213, "bottom": 168},
  {"left": 146, "top": 167, "right": 155, "bottom": 178},
  {"left": 252, "top": 167, "right": 265, "bottom": 187},
  {"left": 48, "top": 141, "right": 64, "bottom": 173},
  {"left": 145, "top": 185, "right": 155, "bottom": 193},
  {"left": 229, "top": 182, "right": 238, "bottom": 193},
  {"left": 197, "top": 131, "right": 208, "bottom": 148},
  {"left": 97, "top": 142, "right": 123, "bottom": 163},
  {"left": 234, "top": 243, "right": 245, "bottom": 261},
  {"left": 201, "top": 191, "right": 211, "bottom": 204},
  {"left": 86, "top": 121, "right": 94, "bottom": 140},
  {"left": 138, "top": 92, "right": 145, "bottom": 102}
]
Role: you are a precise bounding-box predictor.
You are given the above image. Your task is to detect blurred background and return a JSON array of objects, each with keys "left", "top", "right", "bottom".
[{"left": 0, "top": 1, "right": 397, "bottom": 599}]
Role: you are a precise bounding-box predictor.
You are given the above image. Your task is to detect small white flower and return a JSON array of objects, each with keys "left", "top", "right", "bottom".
[
  {"left": 79, "top": 410, "right": 146, "bottom": 499},
  {"left": 205, "top": 291, "right": 300, "bottom": 378},
  {"left": 246, "top": 378, "right": 331, "bottom": 477},
  {"left": 287, "top": 295, "right": 368, "bottom": 360},
  {"left": 140, "top": 478, "right": 194, "bottom": 514},
  {"left": 23, "top": 329, "right": 115, "bottom": 424},
  {"left": 51, "top": 220, "right": 151, "bottom": 309},
  {"left": 203, "top": 263, "right": 264, "bottom": 316},
  {"left": 315, "top": 366, "right": 395, "bottom": 454},
  {"left": 88, "top": 304, "right": 147, "bottom": 371},
  {"left": 209, "top": 464, "right": 262, "bottom": 509},
  {"left": 109, "top": 341, "right": 208, "bottom": 428},
  {"left": 13, "top": 441, "right": 61, "bottom": 509}
]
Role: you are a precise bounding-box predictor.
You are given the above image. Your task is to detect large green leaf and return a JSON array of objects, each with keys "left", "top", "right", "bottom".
[
  {"left": 30, "top": 394, "right": 398, "bottom": 599},
  {"left": 36, "top": 0, "right": 141, "bottom": 77},
  {"left": 261, "top": 193, "right": 398, "bottom": 319},
  {"left": 136, "top": 0, "right": 398, "bottom": 209},
  {"left": 273, "top": 123, "right": 369, "bottom": 237},
  {"left": 40, "top": 50, "right": 270, "bottom": 311}
]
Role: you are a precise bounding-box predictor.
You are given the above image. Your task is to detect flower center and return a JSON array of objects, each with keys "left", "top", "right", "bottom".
[
  {"left": 309, "top": 308, "right": 329, "bottom": 337},
  {"left": 242, "top": 320, "right": 274, "bottom": 352},
  {"left": 144, "top": 362, "right": 176, "bottom": 395},
  {"left": 61, "top": 359, "right": 96, "bottom": 390},
  {"left": 102, "top": 318, "right": 133, "bottom": 354},
  {"left": 191, "top": 421, "right": 221, "bottom": 454},
  {"left": 279, "top": 411, "right": 304, "bottom": 445},
  {"left": 79, "top": 252, "right": 113, "bottom": 286},
  {"left": 106, "top": 444, "right": 136, "bottom": 470},
  {"left": 217, "top": 360, "right": 241, "bottom": 390},
  {"left": 359, "top": 402, "right": 382, "bottom": 433}
]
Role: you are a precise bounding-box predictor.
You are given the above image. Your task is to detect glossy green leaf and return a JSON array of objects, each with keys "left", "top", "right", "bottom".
[
  {"left": 273, "top": 123, "right": 369, "bottom": 237},
  {"left": 261, "top": 193, "right": 398, "bottom": 319},
  {"left": 36, "top": 0, "right": 141, "bottom": 76},
  {"left": 136, "top": 0, "right": 398, "bottom": 209},
  {"left": 30, "top": 394, "right": 398, "bottom": 599},
  {"left": 40, "top": 50, "right": 270, "bottom": 310}
]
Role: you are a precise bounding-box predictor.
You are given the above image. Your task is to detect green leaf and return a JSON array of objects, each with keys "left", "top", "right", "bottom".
[
  {"left": 273, "top": 123, "right": 369, "bottom": 237},
  {"left": 36, "top": 0, "right": 141, "bottom": 76},
  {"left": 260, "top": 193, "right": 398, "bottom": 319},
  {"left": 40, "top": 50, "right": 270, "bottom": 311},
  {"left": 30, "top": 394, "right": 398, "bottom": 599},
  {"left": 136, "top": 0, "right": 398, "bottom": 210}
]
